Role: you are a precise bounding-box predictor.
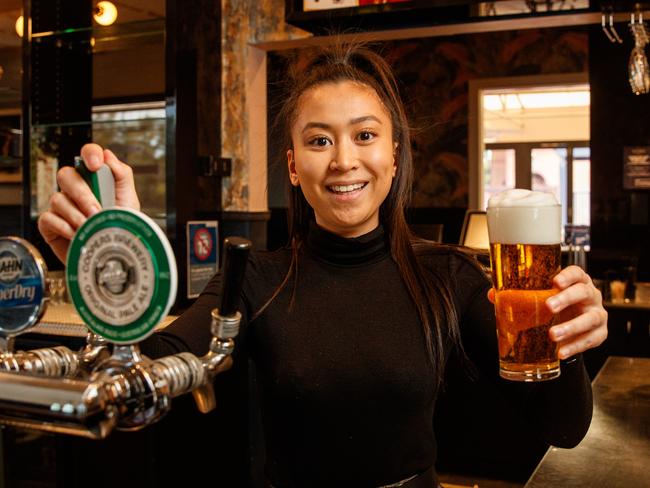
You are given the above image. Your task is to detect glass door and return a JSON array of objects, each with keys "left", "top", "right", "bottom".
[
  {"left": 531, "top": 146, "right": 568, "bottom": 228},
  {"left": 483, "top": 142, "right": 590, "bottom": 231}
]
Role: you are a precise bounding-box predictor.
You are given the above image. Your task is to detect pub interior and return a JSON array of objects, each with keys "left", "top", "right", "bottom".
[{"left": 0, "top": 1, "right": 649, "bottom": 487}]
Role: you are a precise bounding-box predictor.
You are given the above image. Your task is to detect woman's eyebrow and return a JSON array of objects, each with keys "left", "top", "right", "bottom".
[
  {"left": 350, "top": 115, "right": 382, "bottom": 125},
  {"left": 301, "top": 122, "right": 330, "bottom": 134},
  {"left": 301, "top": 115, "right": 382, "bottom": 134}
]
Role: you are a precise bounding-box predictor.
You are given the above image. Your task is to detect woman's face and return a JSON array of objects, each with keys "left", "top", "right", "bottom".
[{"left": 288, "top": 81, "right": 396, "bottom": 238}]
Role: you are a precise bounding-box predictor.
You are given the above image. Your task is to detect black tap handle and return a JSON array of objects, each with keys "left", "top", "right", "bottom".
[{"left": 219, "top": 237, "right": 251, "bottom": 317}]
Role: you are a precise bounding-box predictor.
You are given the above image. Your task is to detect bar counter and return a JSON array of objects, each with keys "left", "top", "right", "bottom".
[
  {"left": 525, "top": 356, "right": 650, "bottom": 487},
  {"left": 29, "top": 302, "right": 178, "bottom": 337}
]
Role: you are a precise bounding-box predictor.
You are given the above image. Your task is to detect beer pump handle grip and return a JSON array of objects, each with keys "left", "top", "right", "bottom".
[
  {"left": 219, "top": 237, "right": 251, "bottom": 317},
  {"left": 74, "top": 156, "right": 116, "bottom": 208}
]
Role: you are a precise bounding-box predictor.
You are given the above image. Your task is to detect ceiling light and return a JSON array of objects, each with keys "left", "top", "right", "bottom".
[
  {"left": 15, "top": 15, "right": 23, "bottom": 38},
  {"left": 94, "top": 1, "right": 118, "bottom": 26}
]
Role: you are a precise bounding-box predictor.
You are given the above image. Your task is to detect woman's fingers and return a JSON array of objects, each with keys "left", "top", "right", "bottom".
[
  {"left": 80, "top": 143, "right": 105, "bottom": 171},
  {"left": 80, "top": 144, "right": 140, "bottom": 210},
  {"left": 39, "top": 143, "right": 141, "bottom": 265},
  {"left": 37, "top": 166, "right": 95, "bottom": 266},
  {"left": 49, "top": 189, "right": 94, "bottom": 230},
  {"left": 37, "top": 211, "right": 76, "bottom": 264},
  {"left": 556, "top": 318, "right": 608, "bottom": 359},
  {"left": 546, "top": 282, "right": 599, "bottom": 314},
  {"left": 545, "top": 267, "right": 608, "bottom": 357},
  {"left": 487, "top": 288, "right": 495, "bottom": 304},
  {"left": 56, "top": 166, "right": 101, "bottom": 218},
  {"left": 550, "top": 308, "right": 607, "bottom": 342},
  {"left": 102, "top": 148, "right": 140, "bottom": 210},
  {"left": 553, "top": 265, "right": 591, "bottom": 289}
]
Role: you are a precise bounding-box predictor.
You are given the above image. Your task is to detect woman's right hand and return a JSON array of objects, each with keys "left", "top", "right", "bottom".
[{"left": 37, "top": 143, "right": 141, "bottom": 264}]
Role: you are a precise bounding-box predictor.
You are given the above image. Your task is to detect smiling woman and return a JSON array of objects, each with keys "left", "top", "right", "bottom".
[
  {"left": 37, "top": 40, "right": 606, "bottom": 488},
  {"left": 288, "top": 81, "right": 397, "bottom": 237}
]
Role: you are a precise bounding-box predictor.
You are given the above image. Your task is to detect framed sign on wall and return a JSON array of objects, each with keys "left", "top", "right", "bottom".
[
  {"left": 285, "top": 0, "right": 472, "bottom": 33},
  {"left": 623, "top": 146, "right": 650, "bottom": 190},
  {"left": 303, "top": 0, "right": 409, "bottom": 11},
  {"left": 285, "top": 0, "right": 595, "bottom": 33}
]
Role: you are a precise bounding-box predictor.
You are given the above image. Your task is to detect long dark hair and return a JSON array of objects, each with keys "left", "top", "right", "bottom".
[{"left": 258, "top": 42, "right": 464, "bottom": 385}]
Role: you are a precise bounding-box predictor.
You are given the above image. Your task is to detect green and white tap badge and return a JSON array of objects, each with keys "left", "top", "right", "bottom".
[{"left": 66, "top": 208, "right": 177, "bottom": 344}]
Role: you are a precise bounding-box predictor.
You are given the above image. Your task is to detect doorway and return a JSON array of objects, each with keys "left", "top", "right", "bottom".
[
  {"left": 483, "top": 141, "right": 591, "bottom": 230},
  {"left": 468, "top": 74, "right": 590, "bottom": 232}
]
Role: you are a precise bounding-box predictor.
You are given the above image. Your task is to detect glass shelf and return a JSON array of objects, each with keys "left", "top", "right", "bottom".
[
  {"left": 31, "top": 118, "right": 164, "bottom": 129},
  {"left": 31, "top": 121, "right": 93, "bottom": 130},
  {"left": 31, "top": 102, "right": 165, "bottom": 129},
  {"left": 32, "top": 19, "right": 164, "bottom": 41},
  {"left": 31, "top": 19, "right": 164, "bottom": 56}
]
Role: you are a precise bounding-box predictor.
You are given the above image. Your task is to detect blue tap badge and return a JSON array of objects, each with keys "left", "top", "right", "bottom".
[{"left": 0, "top": 237, "right": 48, "bottom": 336}]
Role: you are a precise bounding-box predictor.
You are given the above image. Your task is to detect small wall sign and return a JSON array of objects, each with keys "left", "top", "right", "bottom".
[
  {"left": 186, "top": 221, "right": 219, "bottom": 299},
  {"left": 623, "top": 146, "right": 650, "bottom": 190}
]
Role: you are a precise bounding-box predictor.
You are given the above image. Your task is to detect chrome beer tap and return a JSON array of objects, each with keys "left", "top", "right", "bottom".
[
  {"left": 0, "top": 153, "right": 251, "bottom": 439},
  {"left": 0, "top": 236, "right": 110, "bottom": 378},
  {"left": 152, "top": 236, "right": 249, "bottom": 413},
  {"left": 0, "top": 236, "right": 250, "bottom": 439},
  {"left": 1, "top": 330, "right": 110, "bottom": 379}
]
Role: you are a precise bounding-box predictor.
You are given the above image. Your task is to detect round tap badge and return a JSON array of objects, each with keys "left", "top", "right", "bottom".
[
  {"left": 66, "top": 208, "right": 177, "bottom": 344},
  {"left": 0, "top": 237, "right": 48, "bottom": 336}
]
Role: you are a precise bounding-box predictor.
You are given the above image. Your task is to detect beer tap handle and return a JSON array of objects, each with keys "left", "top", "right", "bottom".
[
  {"left": 74, "top": 156, "right": 115, "bottom": 208},
  {"left": 218, "top": 237, "right": 252, "bottom": 318},
  {"left": 190, "top": 237, "right": 250, "bottom": 413}
]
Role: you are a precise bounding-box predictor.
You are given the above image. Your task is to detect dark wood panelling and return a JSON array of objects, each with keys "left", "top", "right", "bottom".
[
  {"left": 22, "top": 0, "right": 93, "bottom": 266},
  {"left": 589, "top": 24, "right": 650, "bottom": 280},
  {"left": 166, "top": 0, "right": 223, "bottom": 308}
]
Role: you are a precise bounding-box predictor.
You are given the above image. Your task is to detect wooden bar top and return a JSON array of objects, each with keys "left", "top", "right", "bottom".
[
  {"left": 525, "top": 356, "right": 650, "bottom": 488},
  {"left": 30, "top": 303, "right": 178, "bottom": 337}
]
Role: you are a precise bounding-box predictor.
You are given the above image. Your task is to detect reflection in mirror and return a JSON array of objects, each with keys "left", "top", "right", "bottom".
[
  {"left": 92, "top": 102, "right": 166, "bottom": 229},
  {"left": 91, "top": 0, "right": 166, "bottom": 229}
]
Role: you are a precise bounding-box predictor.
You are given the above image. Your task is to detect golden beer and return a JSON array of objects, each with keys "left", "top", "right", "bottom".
[
  {"left": 486, "top": 190, "right": 562, "bottom": 381},
  {"left": 490, "top": 243, "right": 561, "bottom": 380}
]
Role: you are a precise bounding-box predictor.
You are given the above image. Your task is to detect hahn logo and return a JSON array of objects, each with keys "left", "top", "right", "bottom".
[{"left": 0, "top": 252, "right": 22, "bottom": 284}]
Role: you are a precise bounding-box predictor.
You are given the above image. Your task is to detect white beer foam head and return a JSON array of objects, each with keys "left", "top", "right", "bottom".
[{"left": 487, "top": 189, "right": 561, "bottom": 245}]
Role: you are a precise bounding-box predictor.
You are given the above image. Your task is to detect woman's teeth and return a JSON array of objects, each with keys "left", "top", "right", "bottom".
[{"left": 328, "top": 183, "right": 366, "bottom": 194}]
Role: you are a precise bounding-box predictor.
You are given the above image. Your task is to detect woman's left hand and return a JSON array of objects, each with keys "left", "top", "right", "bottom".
[{"left": 545, "top": 265, "right": 608, "bottom": 360}]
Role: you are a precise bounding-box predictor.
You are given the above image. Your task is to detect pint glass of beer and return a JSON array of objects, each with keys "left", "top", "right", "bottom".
[{"left": 486, "top": 189, "right": 562, "bottom": 382}]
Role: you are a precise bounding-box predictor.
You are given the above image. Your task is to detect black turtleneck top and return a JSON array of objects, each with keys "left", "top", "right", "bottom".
[{"left": 153, "top": 224, "right": 592, "bottom": 488}]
